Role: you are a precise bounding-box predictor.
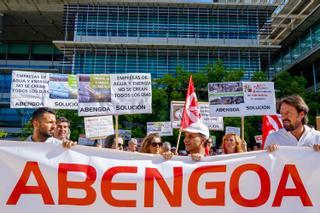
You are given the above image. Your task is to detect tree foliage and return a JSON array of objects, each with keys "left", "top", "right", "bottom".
[
  {"left": 273, "top": 71, "right": 319, "bottom": 129},
  {"left": 251, "top": 71, "right": 268, "bottom": 82},
  {"left": 274, "top": 71, "right": 307, "bottom": 98}
]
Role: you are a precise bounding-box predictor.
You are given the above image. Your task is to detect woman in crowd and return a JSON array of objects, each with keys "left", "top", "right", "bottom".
[
  {"left": 105, "top": 134, "right": 124, "bottom": 151},
  {"left": 221, "top": 133, "right": 246, "bottom": 154},
  {"left": 140, "top": 133, "right": 163, "bottom": 154},
  {"left": 140, "top": 133, "right": 173, "bottom": 159}
]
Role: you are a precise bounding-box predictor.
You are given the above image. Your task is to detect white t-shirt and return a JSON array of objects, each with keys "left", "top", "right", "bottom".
[
  {"left": 25, "top": 135, "right": 62, "bottom": 144},
  {"left": 265, "top": 125, "right": 320, "bottom": 148}
]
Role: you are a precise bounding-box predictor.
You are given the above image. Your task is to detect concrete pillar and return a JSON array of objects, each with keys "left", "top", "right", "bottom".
[{"left": 313, "top": 63, "right": 317, "bottom": 92}]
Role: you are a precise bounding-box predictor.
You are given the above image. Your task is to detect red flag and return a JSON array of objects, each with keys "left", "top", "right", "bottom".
[
  {"left": 181, "top": 75, "right": 201, "bottom": 129},
  {"left": 262, "top": 115, "right": 283, "bottom": 149}
]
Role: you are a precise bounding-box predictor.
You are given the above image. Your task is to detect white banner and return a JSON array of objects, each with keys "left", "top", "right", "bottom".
[
  {"left": 0, "top": 142, "right": 319, "bottom": 213},
  {"left": 208, "top": 82, "right": 276, "bottom": 117},
  {"left": 10, "top": 71, "right": 49, "bottom": 108},
  {"left": 171, "top": 101, "right": 224, "bottom": 130},
  {"left": 147, "top": 122, "right": 173, "bottom": 136},
  {"left": 45, "top": 73, "right": 78, "bottom": 109},
  {"left": 84, "top": 115, "right": 114, "bottom": 139},
  {"left": 78, "top": 73, "right": 152, "bottom": 116}
]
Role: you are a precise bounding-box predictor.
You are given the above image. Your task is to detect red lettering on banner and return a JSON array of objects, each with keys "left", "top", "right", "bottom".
[
  {"left": 6, "top": 161, "right": 54, "bottom": 205},
  {"left": 188, "top": 165, "right": 226, "bottom": 206},
  {"left": 58, "top": 163, "right": 97, "bottom": 205},
  {"left": 273, "top": 164, "right": 312, "bottom": 207},
  {"left": 230, "top": 164, "right": 270, "bottom": 207},
  {"left": 5, "top": 161, "right": 314, "bottom": 208},
  {"left": 144, "top": 167, "right": 183, "bottom": 207},
  {"left": 101, "top": 166, "right": 137, "bottom": 207}
]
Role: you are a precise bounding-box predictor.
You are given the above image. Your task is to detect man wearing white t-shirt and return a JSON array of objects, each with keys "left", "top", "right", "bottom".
[
  {"left": 265, "top": 95, "right": 320, "bottom": 152},
  {"left": 26, "top": 107, "right": 76, "bottom": 148}
]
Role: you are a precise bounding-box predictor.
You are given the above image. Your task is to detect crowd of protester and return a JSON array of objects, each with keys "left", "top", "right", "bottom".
[{"left": 16, "top": 94, "right": 320, "bottom": 162}]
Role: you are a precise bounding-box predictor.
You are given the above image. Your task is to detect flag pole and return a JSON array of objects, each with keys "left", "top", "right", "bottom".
[
  {"left": 175, "top": 128, "right": 182, "bottom": 155},
  {"left": 241, "top": 116, "right": 245, "bottom": 141},
  {"left": 115, "top": 115, "right": 119, "bottom": 149},
  {"left": 241, "top": 116, "right": 247, "bottom": 152}
]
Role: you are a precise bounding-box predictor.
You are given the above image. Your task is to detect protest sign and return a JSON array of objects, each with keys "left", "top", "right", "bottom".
[
  {"left": 208, "top": 82, "right": 276, "bottom": 117},
  {"left": 147, "top": 122, "right": 173, "bottom": 136},
  {"left": 110, "top": 73, "right": 152, "bottom": 115},
  {"left": 171, "top": 101, "right": 223, "bottom": 130},
  {"left": 78, "top": 74, "right": 114, "bottom": 116},
  {"left": 0, "top": 141, "right": 319, "bottom": 213},
  {"left": 11, "top": 72, "right": 152, "bottom": 115},
  {"left": 10, "top": 71, "right": 48, "bottom": 108},
  {"left": 77, "top": 134, "right": 96, "bottom": 146},
  {"left": 255, "top": 135, "right": 263, "bottom": 144},
  {"left": 118, "top": 129, "right": 132, "bottom": 141},
  {"left": 199, "top": 104, "right": 224, "bottom": 131},
  {"left": 225, "top": 126, "right": 241, "bottom": 136},
  {"left": 84, "top": 115, "right": 114, "bottom": 139},
  {"left": 44, "top": 74, "right": 78, "bottom": 109},
  {"left": 78, "top": 73, "right": 152, "bottom": 116}
]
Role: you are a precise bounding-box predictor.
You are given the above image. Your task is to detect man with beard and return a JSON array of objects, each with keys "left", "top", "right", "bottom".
[
  {"left": 26, "top": 107, "right": 76, "bottom": 148},
  {"left": 265, "top": 95, "right": 320, "bottom": 152}
]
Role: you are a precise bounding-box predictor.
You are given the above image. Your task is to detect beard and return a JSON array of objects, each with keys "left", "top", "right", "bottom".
[
  {"left": 283, "top": 119, "right": 299, "bottom": 131},
  {"left": 39, "top": 128, "right": 54, "bottom": 139}
]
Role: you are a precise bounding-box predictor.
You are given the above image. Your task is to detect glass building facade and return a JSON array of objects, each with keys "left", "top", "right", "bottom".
[
  {"left": 72, "top": 48, "right": 264, "bottom": 79},
  {"left": 58, "top": 2, "right": 278, "bottom": 79},
  {"left": 0, "top": 1, "right": 280, "bottom": 128},
  {"left": 73, "top": 6, "right": 261, "bottom": 39},
  {"left": 270, "top": 20, "right": 320, "bottom": 87},
  {"left": 0, "top": 43, "right": 68, "bottom": 127}
]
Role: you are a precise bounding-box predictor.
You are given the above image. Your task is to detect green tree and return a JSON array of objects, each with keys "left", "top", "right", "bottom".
[
  {"left": 223, "top": 69, "right": 244, "bottom": 82},
  {"left": 274, "top": 71, "right": 307, "bottom": 98},
  {"left": 206, "top": 60, "right": 225, "bottom": 83},
  {"left": 0, "top": 129, "right": 7, "bottom": 138},
  {"left": 303, "top": 91, "right": 320, "bottom": 127},
  {"left": 251, "top": 71, "right": 268, "bottom": 82},
  {"left": 273, "top": 71, "right": 320, "bottom": 129}
]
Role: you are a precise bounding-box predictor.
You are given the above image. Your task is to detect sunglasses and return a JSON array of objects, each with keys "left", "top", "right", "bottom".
[{"left": 151, "top": 142, "right": 163, "bottom": 147}]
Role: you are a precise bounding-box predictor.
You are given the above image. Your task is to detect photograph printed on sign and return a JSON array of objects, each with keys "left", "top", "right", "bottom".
[
  {"left": 208, "top": 82, "right": 244, "bottom": 106},
  {"left": 78, "top": 75, "right": 111, "bottom": 103},
  {"left": 45, "top": 73, "right": 78, "bottom": 109},
  {"left": 49, "top": 74, "right": 77, "bottom": 100},
  {"left": 78, "top": 74, "right": 114, "bottom": 116}
]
